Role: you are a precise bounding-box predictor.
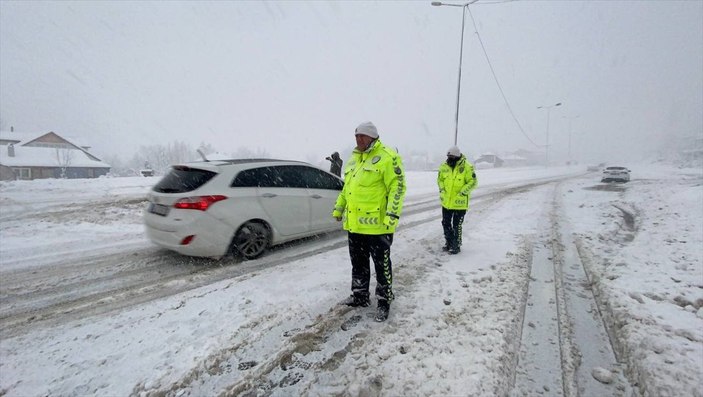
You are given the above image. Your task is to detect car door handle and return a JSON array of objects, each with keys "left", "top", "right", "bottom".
[
  {"left": 262, "top": 193, "right": 277, "bottom": 198},
  {"left": 310, "top": 194, "right": 323, "bottom": 199}
]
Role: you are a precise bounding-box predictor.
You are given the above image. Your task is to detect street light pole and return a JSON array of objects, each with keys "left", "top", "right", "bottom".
[
  {"left": 432, "top": 0, "right": 479, "bottom": 146},
  {"left": 536, "top": 102, "right": 562, "bottom": 166}
]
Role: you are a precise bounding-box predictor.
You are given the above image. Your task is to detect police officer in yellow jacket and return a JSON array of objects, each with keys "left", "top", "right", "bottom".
[
  {"left": 437, "top": 145, "right": 477, "bottom": 254},
  {"left": 333, "top": 121, "right": 406, "bottom": 322}
]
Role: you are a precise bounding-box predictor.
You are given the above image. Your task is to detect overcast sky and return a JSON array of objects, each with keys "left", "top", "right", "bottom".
[{"left": 1, "top": 0, "right": 701, "bottom": 164}]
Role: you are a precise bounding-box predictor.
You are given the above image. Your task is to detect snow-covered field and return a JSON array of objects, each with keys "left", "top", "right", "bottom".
[{"left": 0, "top": 163, "right": 701, "bottom": 396}]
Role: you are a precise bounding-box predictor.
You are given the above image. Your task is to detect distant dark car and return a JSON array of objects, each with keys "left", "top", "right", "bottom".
[{"left": 601, "top": 166, "right": 630, "bottom": 183}]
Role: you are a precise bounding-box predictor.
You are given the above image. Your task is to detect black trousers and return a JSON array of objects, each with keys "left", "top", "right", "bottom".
[
  {"left": 347, "top": 232, "right": 394, "bottom": 302},
  {"left": 442, "top": 207, "right": 466, "bottom": 249}
]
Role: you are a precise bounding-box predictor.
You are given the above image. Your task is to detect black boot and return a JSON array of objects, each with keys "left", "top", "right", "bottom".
[
  {"left": 449, "top": 237, "right": 460, "bottom": 254},
  {"left": 341, "top": 295, "right": 370, "bottom": 307},
  {"left": 442, "top": 239, "right": 452, "bottom": 251},
  {"left": 375, "top": 299, "right": 390, "bottom": 322}
]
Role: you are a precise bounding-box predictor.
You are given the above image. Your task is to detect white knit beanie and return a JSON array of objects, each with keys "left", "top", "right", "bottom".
[
  {"left": 354, "top": 121, "right": 379, "bottom": 139},
  {"left": 447, "top": 145, "right": 461, "bottom": 157}
]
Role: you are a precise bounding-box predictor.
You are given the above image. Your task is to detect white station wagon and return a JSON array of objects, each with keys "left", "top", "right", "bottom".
[
  {"left": 144, "top": 159, "right": 343, "bottom": 259},
  {"left": 601, "top": 166, "right": 631, "bottom": 183}
]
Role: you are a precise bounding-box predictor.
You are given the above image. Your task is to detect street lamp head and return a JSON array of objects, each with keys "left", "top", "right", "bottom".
[
  {"left": 537, "top": 102, "right": 563, "bottom": 109},
  {"left": 432, "top": 1, "right": 479, "bottom": 6}
]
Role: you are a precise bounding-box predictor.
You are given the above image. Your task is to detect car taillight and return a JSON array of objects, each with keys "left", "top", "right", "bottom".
[{"left": 173, "top": 195, "right": 227, "bottom": 211}]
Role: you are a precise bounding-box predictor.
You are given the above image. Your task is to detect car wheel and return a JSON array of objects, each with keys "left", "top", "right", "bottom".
[{"left": 232, "top": 221, "right": 270, "bottom": 259}]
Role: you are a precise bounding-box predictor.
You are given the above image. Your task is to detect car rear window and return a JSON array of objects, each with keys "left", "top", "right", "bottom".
[{"left": 152, "top": 166, "right": 217, "bottom": 193}]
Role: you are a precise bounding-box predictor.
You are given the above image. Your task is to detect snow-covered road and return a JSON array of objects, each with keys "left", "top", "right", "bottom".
[{"left": 0, "top": 164, "right": 701, "bottom": 396}]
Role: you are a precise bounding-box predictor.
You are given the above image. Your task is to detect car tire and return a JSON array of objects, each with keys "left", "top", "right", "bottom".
[{"left": 232, "top": 221, "right": 270, "bottom": 260}]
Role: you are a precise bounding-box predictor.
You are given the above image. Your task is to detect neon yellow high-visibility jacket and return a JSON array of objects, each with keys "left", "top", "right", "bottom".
[
  {"left": 437, "top": 155, "right": 477, "bottom": 210},
  {"left": 332, "top": 139, "right": 406, "bottom": 235}
]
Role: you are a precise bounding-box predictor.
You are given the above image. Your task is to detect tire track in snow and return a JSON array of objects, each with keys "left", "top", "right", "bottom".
[
  {"left": 512, "top": 180, "right": 632, "bottom": 396},
  {"left": 141, "top": 179, "right": 534, "bottom": 397},
  {"left": 0, "top": 175, "right": 582, "bottom": 340}
]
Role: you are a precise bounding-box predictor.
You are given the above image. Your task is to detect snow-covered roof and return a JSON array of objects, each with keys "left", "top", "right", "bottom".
[
  {"left": 0, "top": 131, "right": 109, "bottom": 168},
  {"left": 0, "top": 130, "right": 93, "bottom": 151},
  {"left": 0, "top": 145, "right": 110, "bottom": 168},
  {"left": 476, "top": 153, "right": 503, "bottom": 161},
  {"left": 502, "top": 154, "right": 528, "bottom": 161}
]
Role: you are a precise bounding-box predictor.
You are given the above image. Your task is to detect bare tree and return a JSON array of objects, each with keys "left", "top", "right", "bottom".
[
  {"left": 125, "top": 141, "right": 273, "bottom": 176},
  {"left": 55, "top": 148, "right": 74, "bottom": 178},
  {"left": 102, "top": 154, "right": 130, "bottom": 176},
  {"left": 231, "top": 146, "right": 270, "bottom": 159},
  {"left": 128, "top": 141, "right": 199, "bottom": 175},
  {"left": 197, "top": 142, "right": 217, "bottom": 156}
]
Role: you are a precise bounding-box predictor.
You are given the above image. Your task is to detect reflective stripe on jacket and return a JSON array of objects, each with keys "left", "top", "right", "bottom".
[
  {"left": 332, "top": 139, "right": 406, "bottom": 235},
  {"left": 437, "top": 156, "right": 477, "bottom": 210}
]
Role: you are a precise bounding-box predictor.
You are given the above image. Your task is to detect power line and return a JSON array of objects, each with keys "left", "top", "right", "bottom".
[
  {"left": 467, "top": 6, "right": 540, "bottom": 148},
  {"left": 477, "top": 0, "right": 519, "bottom": 4}
]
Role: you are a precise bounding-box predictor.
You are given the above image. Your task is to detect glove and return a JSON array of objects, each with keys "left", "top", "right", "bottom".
[
  {"left": 332, "top": 209, "right": 343, "bottom": 221},
  {"left": 383, "top": 216, "right": 398, "bottom": 228}
]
